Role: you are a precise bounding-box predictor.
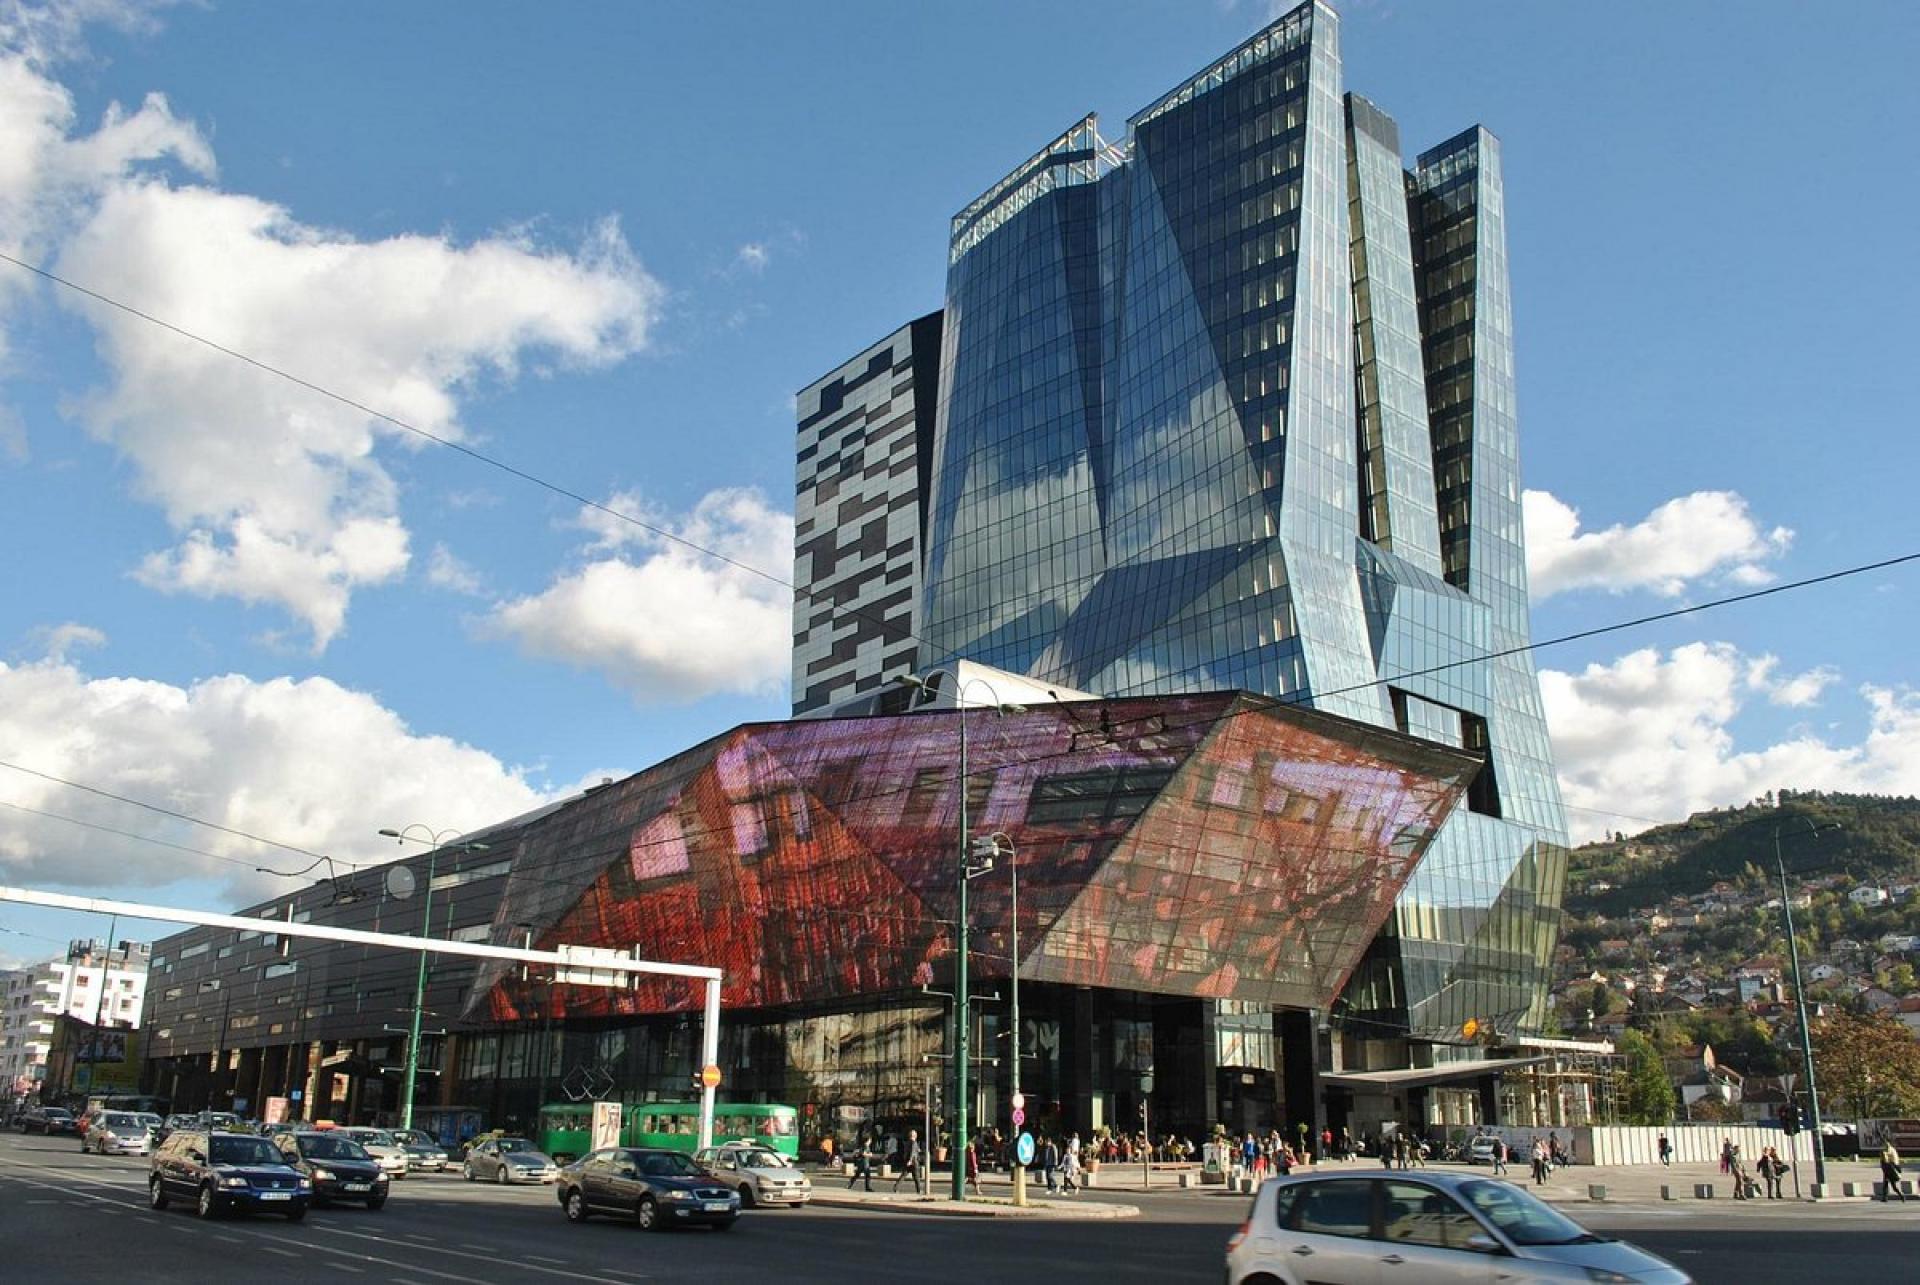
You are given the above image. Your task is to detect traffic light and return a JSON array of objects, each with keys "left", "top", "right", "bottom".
[{"left": 1781, "top": 1103, "right": 1801, "bottom": 1136}]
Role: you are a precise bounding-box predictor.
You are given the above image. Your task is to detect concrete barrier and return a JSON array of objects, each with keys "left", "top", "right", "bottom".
[
  {"left": 1177, "top": 1172, "right": 1195, "bottom": 1189},
  {"left": 1844, "top": 1181, "right": 1867, "bottom": 1198},
  {"left": 1236, "top": 1175, "right": 1254, "bottom": 1194},
  {"left": 1810, "top": 1183, "right": 1831, "bottom": 1199},
  {"left": 1660, "top": 1185, "right": 1676, "bottom": 1201},
  {"left": 1586, "top": 1184, "right": 1608, "bottom": 1201},
  {"left": 1693, "top": 1184, "right": 1714, "bottom": 1199}
]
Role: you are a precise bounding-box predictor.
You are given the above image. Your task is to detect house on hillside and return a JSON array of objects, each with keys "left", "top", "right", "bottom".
[
  {"left": 1862, "top": 987, "right": 1900, "bottom": 1013},
  {"left": 1895, "top": 996, "right": 1920, "bottom": 1038},
  {"left": 1848, "top": 886, "right": 1890, "bottom": 907},
  {"left": 1599, "top": 939, "right": 1632, "bottom": 959},
  {"left": 1808, "top": 962, "right": 1843, "bottom": 983},
  {"left": 1879, "top": 934, "right": 1920, "bottom": 954},
  {"left": 1666, "top": 1044, "right": 1744, "bottom": 1111}
]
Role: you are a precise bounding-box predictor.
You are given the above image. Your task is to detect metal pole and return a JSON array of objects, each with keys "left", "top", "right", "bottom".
[
  {"left": 924, "top": 1075, "right": 933, "bottom": 1196},
  {"left": 84, "top": 914, "right": 116, "bottom": 1098},
  {"left": 1010, "top": 836, "right": 1026, "bottom": 1207},
  {"left": 697, "top": 975, "right": 721, "bottom": 1151},
  {"left": 1142, "top": 1097, "right": 1151, "bottom": 1190},
  {"left": 1774, "top": 822, "right": 1828, "bottom": 1188},
  {"left": 400, "top": 848, "right": 436, "bottom": 1133},
  {"left": 952, "top": 703, "right": 971, "bottom": 1201}
]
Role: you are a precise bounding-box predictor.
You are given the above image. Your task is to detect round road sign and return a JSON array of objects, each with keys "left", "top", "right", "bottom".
[
  {"left": 1016, "top": 1132, "right": 1035, "bottom": 1166},
  {"left": 700, "top": 1064, "right": 723, "bottom": 1089},
  {"left": 1012, "top": 1107, "right": 1026, "bottom": 1127},
  {"left": 1011, "top": 1092, "right": 1026, "bottom": 1111}
]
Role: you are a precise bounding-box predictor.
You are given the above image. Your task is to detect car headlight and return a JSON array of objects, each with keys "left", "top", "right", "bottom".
[
  {"left": 297, "top": 1178, "right": 312, "bottom": 1189},
  {"left": 312, "top": 1169, "right": 335, "bottom": 1181},
  {"left": 222, "top": 1176, "right": 250, "bottom": 1188},
  {"left": 663, "top": 1189, "right": 694, "bottom": 1200},
  {"left": 1583, "top": 1270, "right": 1640, "bottom": 1284}
]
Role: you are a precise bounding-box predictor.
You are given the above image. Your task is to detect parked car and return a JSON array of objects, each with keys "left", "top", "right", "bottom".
[
  {"left": 1225, "top": 1170, "right": 1689, "bottom": 1285},
  {"left": 26, "top": 1106, "right": 77, "bottom": 1136},
  {"left": 695, "top": 1142, "right": 812, "bottom": 1207},
  {"left": 336, "top": 1127, "right": 411, "bottom": 1180},
  {"left": 274, "top": 1131, "right": 390, "bottom": 1209},
  {"left": 391, "top": 1128, "right": 449, "bottom": 1172},
  {"left": 84, "top": 1110, "right": 153, "bottom": 1156},
  {"left": 149, "top": 1129, "right": 310, "bottom": 1221},
  {"left": 465, "top": 1136, "right": 560, "bottom": 1185},
  {"left": 558, "top": 1147, "right": 740, "bottom": 1231},
  {"left": 1465, "top": 1134, "right": 1500, "bottom": 1165}
]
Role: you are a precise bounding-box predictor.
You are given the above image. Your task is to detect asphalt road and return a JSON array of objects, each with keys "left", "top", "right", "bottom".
[{"left": 1, "top": 1132, "right": 1914, "bottom": 1283}]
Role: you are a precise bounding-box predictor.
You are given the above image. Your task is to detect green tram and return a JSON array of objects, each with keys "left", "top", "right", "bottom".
[{"left": 537, "top": 1101, "right": 798, "bottom": 1164}]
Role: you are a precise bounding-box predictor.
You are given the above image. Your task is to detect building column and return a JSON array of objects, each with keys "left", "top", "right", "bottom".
[
  {"left": 1277, "top": 1009, "right": 1326, "bottom": 1148},
  {"left": 1067, "top": 988, "right": 1096, "bottom": 1134}
]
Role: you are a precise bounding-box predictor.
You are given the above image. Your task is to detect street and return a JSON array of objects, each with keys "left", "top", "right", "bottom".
[{"left": 3, "top": 1132, "right": 1917, "bottom": 1283}]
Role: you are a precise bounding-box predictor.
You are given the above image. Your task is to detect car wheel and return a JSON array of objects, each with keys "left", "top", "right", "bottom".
[
  {"left": 494, "top": 1166, "right": 509, "bottom": 1185},
  {"left": 636, "top": 1195, "right": 659, "bottom": 1231},
  {"left": 565, "top": 1189, "right": 589, "bottom": 1223},
  {"left": 463, "top": 1164, "right": 475, "bottom": 1182},
  {"left": 196, "top": 1185, "right": 219, "bottom": 1220},
  {"left": 284, "top": 1205, "right": 306, "bottom": 1222},
  {"left": 366, "top": 1195, "right": 386, "bottom": 1211},
  {"left": 149, "top": 1176, "right": 170, "bottom": 1211},
  {"left": 738, "top": 1183, "right": 756, "bottom": 1209}
]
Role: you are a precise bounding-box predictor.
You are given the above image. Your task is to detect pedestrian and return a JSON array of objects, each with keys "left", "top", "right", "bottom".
[
  {"left": 965, "top": 1137, "right": 982, "bottom": 1196},
  {"left": 1880, "top": 1139, "right": 1908, "bottom": 1202},
  {"left": 1492, "top": 1137, "right": 1508, "bottom": 1176},
  {"left": 1041, "top": 1134, "right": 1059, "bottom": 1193},
  {"left": 893, "top": 1128, "right": 926, "bottom": 1194},
  {"left": 1759, "top": 1146, "right": 1785, "bottom": 1200},
  {"left": 1657, "top": 1133, "right": 1671, "bottom": 1167},
  {"left": 1060, "top": 1140, "right": 1081, "bottom": 1194},
  {"left": 1379, "top": 1132, "right": 1393, "bottom": 1169},
  {"left": 1531, "top": 1138, "right": 1549, "bottom": 1186},
  {"left": 1720, "top": 1138, "right": 1733, "bottom": 1175},
  {"left": 847, "top": 1135, "right": 874, "bottom": 1192}
]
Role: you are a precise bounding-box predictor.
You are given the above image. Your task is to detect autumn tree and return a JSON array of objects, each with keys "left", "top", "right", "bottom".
[{"left": 1812, "top": 1010, "right": 1920, "bottom": 1118}]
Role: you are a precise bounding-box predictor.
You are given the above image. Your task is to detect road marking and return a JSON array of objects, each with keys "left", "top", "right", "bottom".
[
  {"left": 523, "top": 1255, "right": 567, "bottom": 1264},
  {"left": 325, "top": 1265, "right": 365, "bottom": 1275},
  {"left": 262, "top": 1247, "right": 300, "bottom": 1259},
  {"left": 315, "top": 1225, "right": 645, "bottom": 1284}
]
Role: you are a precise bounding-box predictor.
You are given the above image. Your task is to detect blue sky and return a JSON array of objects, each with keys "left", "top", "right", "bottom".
[{"left": 2, "top": 0, "right": 1916, "bottom": 963}]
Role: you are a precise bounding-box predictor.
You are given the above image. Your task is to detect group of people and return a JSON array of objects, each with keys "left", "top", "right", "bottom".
[
  {"left": 1239, "top": 1129, "right": 1305, "bottom": 1176},
  {"left": 1719, "top": 1138, "right": 1794, "bottom": 1200}
]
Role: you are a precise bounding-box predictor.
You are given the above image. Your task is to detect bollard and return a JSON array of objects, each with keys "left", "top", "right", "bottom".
[
  {"left": 1660, "top": 1185, "right": 1676, "bottom": 1202},
  {"left": 1237, "top": 1175, "right": 1253, "bottom": 1195},
  {"left": 1845, "top": 1182, "right": 1867, "bottom": 1198},
  {"left": 1693, "top": 1183, "right": 1714, "bottom": 1199},
  {"left": 1586, "top": 1184, "right": 1607, "bottom": 1202},
  {"left": 1809, "top": 1182, "right": 1831, "bottom": 1200},
  {"left": 1178, "top": 1172, "right": 1195, "bottom": 1189}
]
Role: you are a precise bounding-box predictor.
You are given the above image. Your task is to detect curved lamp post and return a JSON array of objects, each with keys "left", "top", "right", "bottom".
[
  {"left": 895, "top": 670, "right": 1024, "bottom": 1202},
  {"left": 378, "top": 825, "right": 489, "bottom": 1132},
  {"left": 1773, "top": 815, "right": 1837, "bottom": 1189}
]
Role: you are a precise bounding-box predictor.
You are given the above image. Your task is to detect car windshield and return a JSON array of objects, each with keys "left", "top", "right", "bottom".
[
  {"left": 497, "top": 1137, "right": 535, "bottom": 1153},
  {"left": 45, "top": 1109, "right": 72, "bottom": 1119},
  {"left": 105, "top": 1113, "right": 137, "bottom": 1129},
  {"left": 300, "top": 1136, "right": 371, "bottom": 1160},
  {"left": 637, "top": 1152, "right": 700, "bottom": 1177},
  {"left": 732, "top": 1148, "right": 789, "bottom": 1169},
  {"left": 1458, "top": 1179, "right": 1600, "bottom": 1246},
  {"left": 349, "top": 1129, "right": 396, "bottom": 1146},
  {"left": 210, "top": 1137, "right": 283, "bottom": 1166},
  {"left": 137, "top": 1114, "right": 163, "bottom": 1126}
]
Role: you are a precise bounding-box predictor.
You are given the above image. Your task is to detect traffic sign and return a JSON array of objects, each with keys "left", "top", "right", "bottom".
[
  {"left": 700, "top": 1064, "right": 723, "bottom": 1089},
  {"left": 1016, "top": 1132, "right": 1035, "bottom": 1166},
  {"left": 1011, "top": 1092, "right": 1025, "bottom": 1111},
  {"left": 1012, "top": 1107, "right": 1026, "bottom": 1127}
]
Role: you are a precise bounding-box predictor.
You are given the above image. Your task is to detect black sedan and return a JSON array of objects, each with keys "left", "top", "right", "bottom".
[
  {"left": 274, "top": 1131, "right": 390, "bottom": 1209},
  {"left": 557, "top": 1147, "right": 740, "bottom": 1231},
  {"left": 150, "top": 1129, "right": 310, "bottom": 1220},
  {"left": 26, "top": 1106, "right": 78, "bottom": 1135}
]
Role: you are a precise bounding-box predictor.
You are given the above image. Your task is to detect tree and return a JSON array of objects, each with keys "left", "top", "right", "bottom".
[
  {"left": 1812, "top": 1010, "right": 1920, "bottom": 1119},
  {"left": 1616, "top": 1029, "right": 1676, "bottom": 1125}
]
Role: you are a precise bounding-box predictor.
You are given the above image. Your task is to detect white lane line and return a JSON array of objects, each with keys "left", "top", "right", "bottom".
[
  {"left": 214, "top": 1233, "right": 243, "bottom": 1244},
  {"left": 315, "top": 1225, "right": 646, "bottom": 1284},
  {"left": 523, "top": 1255, "right": 567, "bottom": 1264},
  {"left": 325, "top": 1265, "right": 365, "bottom": 1275},
  {"left": 262, "top": 1247, "right": 300, "bottom": 1259}
]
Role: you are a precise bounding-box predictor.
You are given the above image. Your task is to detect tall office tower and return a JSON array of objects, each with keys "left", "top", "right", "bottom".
[
  {"left": 791, "top": 312, "right": 943, "bottom": 716},
  {"left": 916, "top": 0, "right": 1567, "bottom": 1049}
]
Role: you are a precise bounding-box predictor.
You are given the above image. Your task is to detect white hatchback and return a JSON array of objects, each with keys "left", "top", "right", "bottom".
[{"left": 1226, "top": 1170, "right": 1690, "bottom": 1284}]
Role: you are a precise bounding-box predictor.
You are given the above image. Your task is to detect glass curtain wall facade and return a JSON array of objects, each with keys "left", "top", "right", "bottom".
[{"left": 916, "top": 0, "right": 1567, "bottom": 1045}]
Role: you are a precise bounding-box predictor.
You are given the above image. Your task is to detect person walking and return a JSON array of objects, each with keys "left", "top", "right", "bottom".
[
  {"left": 965, "top": 1138, "right": 982, "bottom": 1196},
  {"left": 1657, "top": 1133, "right": 1672, "bottom": 1167},
  {"left": 1492, "top": 1136, "right": 1509, "bottom": 1176},
  {"left": 1041, "top": 1134, "right": 1060, "bottom": 1193},
  {"left": 1880, "top": 1139, "right": 1909, "bottom": 1202},
  {"left": 893, "top": 1128, "right": 926, "bottom": 1194},
  {"left": 847, "top": 1135, "right": 874, "bottom": 1192},
  {"left": 1060, "top": 1140, "right": 1081, "bottom": 1195},
  {"left": 1531, "top": 1138, "right": 1549, "bottom": 1187},
  {"left": 1758, "top": 1146, "right": 1785, "bottom": 1200},
  {"left": 1720, "top": 1138, "right": 1733, "bottom": 1175}
]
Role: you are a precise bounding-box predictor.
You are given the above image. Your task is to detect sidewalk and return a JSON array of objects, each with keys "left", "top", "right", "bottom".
[{"left": 806, "top": 1164, "right": 1141, "bottom": 1218}]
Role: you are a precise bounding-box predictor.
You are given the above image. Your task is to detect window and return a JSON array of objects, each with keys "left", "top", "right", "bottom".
[
  {"left": 449, "top": 923, "right": 494, "bottom": 944},
  {"left": 1284, "top": 1179, "right": 1374, "bottom": 1238},
  {"left": 1381, "top": 1182, "right": 1485, "bottom": 1250},
  {"left": 428, "top": 859, "right": 513, "bottom": 892}
]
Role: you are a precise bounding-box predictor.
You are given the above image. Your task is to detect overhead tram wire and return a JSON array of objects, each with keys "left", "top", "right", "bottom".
[{"left": 0, "top": 797, "right": 283, "bottom": 877}]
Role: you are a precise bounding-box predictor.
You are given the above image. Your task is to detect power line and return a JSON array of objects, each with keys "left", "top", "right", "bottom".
[{"left": 0, "top": 798, "right": 276, "bottom": 876}]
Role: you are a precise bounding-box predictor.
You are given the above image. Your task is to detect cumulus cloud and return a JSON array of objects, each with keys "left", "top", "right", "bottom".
[
  {"left": 483, "top": 488, "right": 793, "bottom": 703},
  {"left": 0, "top": 649, "right": 548, "bottom": 900},
  {"left": 734, "top": 242, "right": 770, "bottom": 273},
  {"left": 26, "top": 620, "right": 105, "bottom": 661},
  {"left": 1, "top": 15, "right": 666, "bottom": 648},
  {"left": 426, "top": 542, "right": 487, "bottom": 596},
  {"left": 1541, "top": 643, "right": 1920, "bottom": 843},
  {"left": 1524, "top": 489, "right": 1792, "bottom": 599}
]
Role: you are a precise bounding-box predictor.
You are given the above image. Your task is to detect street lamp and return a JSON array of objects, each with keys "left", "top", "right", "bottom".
[
  {"left": 973, "top": 830, "right": 1029, "bottom": 1206},
  {"left": 1773, "top": 816, "right": 1837, "bottom": 1189},
  {"left": 197, "top": 979, "right": 232, "bottom": 1110},
  {"left": 895, "top": 670, "right": 1025, "bottom": 1202},
  {"left": 378, "top": 825, "right": 490, "bottom": 1132}
]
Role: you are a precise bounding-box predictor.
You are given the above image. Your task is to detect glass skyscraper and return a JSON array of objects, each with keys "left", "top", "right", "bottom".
[{"left": 914, "top": 0, "right": 1567, "bottom": 1050}]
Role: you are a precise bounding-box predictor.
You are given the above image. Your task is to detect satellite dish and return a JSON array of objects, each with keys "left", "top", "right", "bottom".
[{"left": 385, "top": 865, "right": 417, "bottom": 900}]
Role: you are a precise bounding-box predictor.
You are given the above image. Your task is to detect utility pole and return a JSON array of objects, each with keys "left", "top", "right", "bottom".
[
  {"left": 1774, "top": 816, "right": 1835, "bottom": 1189},
  {"left": 82, "top": 914, "right": 117, "bottom": 1097}
]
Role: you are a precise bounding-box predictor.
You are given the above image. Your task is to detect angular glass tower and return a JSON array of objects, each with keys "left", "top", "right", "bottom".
[{"left": 918, "top": 0, "right": 1567, "bottom": 1045}]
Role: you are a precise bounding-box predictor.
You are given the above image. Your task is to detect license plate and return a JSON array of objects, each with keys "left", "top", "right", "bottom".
[
  {"left": 702, "top": 1201, "right": 731, "bottom": 1213},
  {"left": 259, "top": 1192, "right": 291, "bottom": 1202},
  {"left": 343, "top": 1183, "right": 370, "bottom": 1192}
]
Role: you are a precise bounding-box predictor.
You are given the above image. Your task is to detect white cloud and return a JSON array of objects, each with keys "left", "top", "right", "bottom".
[
  {"left": 26, "top": 620, "right": 105, "bottom": 661},
  {"left": 1743, "top": 655, "right": 1840, "bottom": 709},
  {"left": 1541, "top": 643, "right": 1920, "bottom": 843},
  {"left": 0, "top": 650, "right": 548, "bottom": 899},
  {"left": 426, "top": 542, "right": 487, "bottom": 596},
  {"left": 484, "top": 487, "right": 793, "bottom": 703},
  {"left": 734, "top": 242, "right": 770, "bottom": 273},
  {"left": 1524, "top": 489, "right": 1792, "bottom": 599},
  {"left": 1, "top": 21, "right": 667, "bottom": 648}
]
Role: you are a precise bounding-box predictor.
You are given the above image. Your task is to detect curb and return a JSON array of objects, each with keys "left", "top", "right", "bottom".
[{"left": 808, "top": 1193, "right": 1141, "bottom": 1220}]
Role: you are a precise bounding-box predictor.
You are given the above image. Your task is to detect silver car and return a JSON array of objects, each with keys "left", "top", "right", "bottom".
[
  {"left": 695, "top": 1143, "right": 813, "bottom": 1207},
  {"left": 464, "top": 1136, "right": 560, "bottom": 1185},
  {"left": 84, "top": 1110, "right": 153, "bottom": 1156},
  {"left": 338, "top": 1127, "right": 412, "bottom": 1180},
  {"left": 1226, "top": 1169, "right": 1690, "bottom": 1284}
]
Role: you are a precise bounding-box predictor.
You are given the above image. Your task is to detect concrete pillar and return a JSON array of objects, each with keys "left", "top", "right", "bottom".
[
  {"left": 1278, "top": 1009, "right": 1324, "bottom": 1148},
  {"left": 1068, "top": 988, "right": 1097, "bottom": 1136}
]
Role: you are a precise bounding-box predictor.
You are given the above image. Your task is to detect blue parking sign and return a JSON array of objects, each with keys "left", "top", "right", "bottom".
[{"left": 1016, "top": 1132, "right": 1035, "bottom": 1166}]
